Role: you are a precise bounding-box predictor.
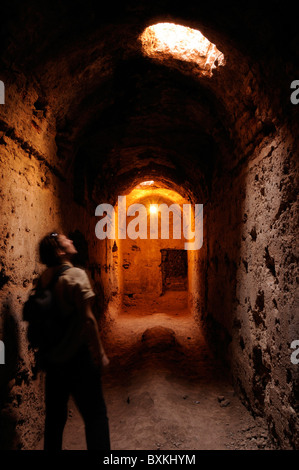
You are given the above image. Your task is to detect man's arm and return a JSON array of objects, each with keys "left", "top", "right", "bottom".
[{"left": 83, "top": 299, "right": 109, "bottom": 368}]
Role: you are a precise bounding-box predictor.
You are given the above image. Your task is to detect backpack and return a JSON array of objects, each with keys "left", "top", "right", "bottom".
[{"left": 23, "top": 265, "right": 71, "bottom": 363}]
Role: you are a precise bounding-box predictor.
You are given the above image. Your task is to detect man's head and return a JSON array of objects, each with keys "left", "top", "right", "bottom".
[{"left": 39, "top": 232, "right": 77, "bottom": 267}]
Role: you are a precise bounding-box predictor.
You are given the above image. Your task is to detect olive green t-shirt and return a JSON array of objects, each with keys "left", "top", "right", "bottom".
[{"left": 39, "top": 262, "right": 95, "bottom": 364}]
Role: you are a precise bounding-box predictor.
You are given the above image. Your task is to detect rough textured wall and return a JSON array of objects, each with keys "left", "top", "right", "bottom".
[
  {"left": 120, "top": 199, "right": 186, "bottom": 305},
  {"left": 0, "top": 75, "right": 99, "bottom": 449},
  {"left": 205, "top": 125, "right": 299, "bottom": 449},
  {"left": 0, "top": 115, "right": 64, "bottom": 448},
  {"left": 0, "top": 0, "right": 298, "bottom": 451}
]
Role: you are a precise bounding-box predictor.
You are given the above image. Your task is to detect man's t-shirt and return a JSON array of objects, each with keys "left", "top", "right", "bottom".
[{"left": 39, "top": 262, "right": 95, "bottom": 365}]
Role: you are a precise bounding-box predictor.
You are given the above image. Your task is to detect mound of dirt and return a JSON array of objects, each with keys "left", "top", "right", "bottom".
[{"left": 141, "top": 326, "right": 178, "bottom": 352}]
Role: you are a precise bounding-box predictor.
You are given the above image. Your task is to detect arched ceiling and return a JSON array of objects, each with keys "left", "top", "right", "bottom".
[{"left": 1, "top": 1, "right": 297, "bottom": 202}]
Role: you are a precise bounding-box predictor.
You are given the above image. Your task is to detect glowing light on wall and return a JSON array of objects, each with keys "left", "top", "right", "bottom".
[
  {"left": 140, "top": 180, "right": 155, "bottom": 186},
  {"left": 149, "top": 205, "right": 158, "bottom": 214}
]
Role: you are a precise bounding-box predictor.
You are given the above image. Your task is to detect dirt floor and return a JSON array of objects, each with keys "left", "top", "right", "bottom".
[{"left": 35, "top": 292, "right": 276, "bottom": 450}]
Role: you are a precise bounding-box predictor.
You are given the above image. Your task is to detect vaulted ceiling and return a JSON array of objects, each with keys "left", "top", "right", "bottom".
[{"left": 1, "top": 1, "right": 297, "bottom": 202}]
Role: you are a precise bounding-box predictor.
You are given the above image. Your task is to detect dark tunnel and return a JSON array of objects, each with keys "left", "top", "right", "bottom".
[{"left": 0, "top": 0, "right": 298, "bottom": 450}]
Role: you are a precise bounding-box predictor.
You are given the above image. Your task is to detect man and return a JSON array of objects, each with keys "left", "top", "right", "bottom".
[{"left": 37, "top": 231, "right": 110, "bottom": 451}]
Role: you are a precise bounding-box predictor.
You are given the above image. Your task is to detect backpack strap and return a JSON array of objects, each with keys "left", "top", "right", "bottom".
[
  {"left": 46, "top": 265, "right": 72, "bottom": 290},
  {"left": 51, "top": 264, "right": 72, "bottom": 285},
  {"left": 35, "top": 264, "right": 72, "bottom": 292}
]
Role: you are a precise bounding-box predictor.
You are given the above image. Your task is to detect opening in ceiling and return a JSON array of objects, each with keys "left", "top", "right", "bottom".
[{"left": 140, "top": 22, "right": 225, "bottom": 77}]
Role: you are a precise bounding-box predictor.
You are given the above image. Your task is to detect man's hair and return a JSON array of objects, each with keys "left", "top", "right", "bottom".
[{"left": 39, "top": 232, "right": 61, "bottom": 267}]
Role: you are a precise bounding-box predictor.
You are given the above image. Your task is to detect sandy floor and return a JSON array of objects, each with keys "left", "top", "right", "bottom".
[{"left": 35, "top": 293, "right": 275, "bottom": 450}]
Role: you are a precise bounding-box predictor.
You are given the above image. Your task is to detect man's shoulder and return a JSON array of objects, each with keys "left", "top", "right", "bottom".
[
  {"left": 60, "top": 266, "right": 90, "bottom": 283},
  {"left": 62, "top": 265, "right": 85, "bottom": 275},
  {"left": 59, "top": 265, "right": 95, "bottom": 298},
  {"left": 39, "top": 264, "right": 92, "bottom": 290}
]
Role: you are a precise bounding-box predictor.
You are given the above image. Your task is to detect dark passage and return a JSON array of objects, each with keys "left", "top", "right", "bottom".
[
  {"left": 0, "top": 0, "right": 298, "bottom": 450},
  {"left": 161, "top": 249, "right": 188, "bottom": 294}
]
